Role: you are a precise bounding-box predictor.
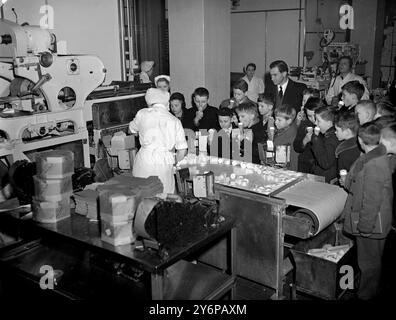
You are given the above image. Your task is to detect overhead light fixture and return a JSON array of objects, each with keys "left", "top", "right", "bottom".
[{"left": 1, "top": 0, "right": 8, "bottom": 5}]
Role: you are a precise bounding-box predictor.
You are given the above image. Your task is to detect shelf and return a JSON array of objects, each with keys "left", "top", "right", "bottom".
[{"left": 164, "top": 260, "right": 235, "bottom": 300}]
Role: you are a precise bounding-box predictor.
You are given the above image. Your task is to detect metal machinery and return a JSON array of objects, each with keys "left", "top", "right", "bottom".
[
  {"left": 176, "top": 155, "right": 357, "bottom": 300},
  {"left": 289, "top": 43, "right": 361, "bottom": 98},
  {"left": 83, "top": 82, "right": 150, "bottom": 163},
  {"left": 0, "top": 19, "right": 106, "bottom": 166}
]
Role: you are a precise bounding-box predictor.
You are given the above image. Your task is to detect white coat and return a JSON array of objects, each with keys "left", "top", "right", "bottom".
[{"left": 129, "top": 104, "right": 187, "bottom": 194}]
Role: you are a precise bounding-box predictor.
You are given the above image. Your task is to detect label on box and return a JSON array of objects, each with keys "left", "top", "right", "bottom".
[
  {"left": 193, "top": 175, "right": 207, "bottom": 198},
  {"left": 276, "top": 145, "right": 287, "bottom": 164},
  {"left": 46, "top": 157, "right": 64, "bottom": 163},
  {"left": 267, "top": 140, "right": 274, "bottom": 152},
  {"left": 118, "top": 150, "right": 131, "bottom": 169},
  {"left": 198, "top": 135, "right": 208, "bottom": 152},
  {"left": 111, "top": 195, "right": 127, "bottom": 204}
]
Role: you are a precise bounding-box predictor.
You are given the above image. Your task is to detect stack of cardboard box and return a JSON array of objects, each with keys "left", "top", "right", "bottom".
[{"left": 32, "top": 150, "right": 74, "bottom": 223}]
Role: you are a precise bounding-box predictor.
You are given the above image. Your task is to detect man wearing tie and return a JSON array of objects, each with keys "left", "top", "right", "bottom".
[{"left": 267, "top": 60, "right": 307, "bottom": 112}]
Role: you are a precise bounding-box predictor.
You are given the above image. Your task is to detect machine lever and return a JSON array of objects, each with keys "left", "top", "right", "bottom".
[{"left": 31, "top": 73, "right": 52, "bottom": 92}]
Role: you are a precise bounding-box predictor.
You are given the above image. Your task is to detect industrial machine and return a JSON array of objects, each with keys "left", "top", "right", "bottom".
[
  {"left": 84, "top": 83, "right": 149, "bottom": 165},
  {"left": 0, "top": 19, "right": 106, "bottom": 166},
  {"left": 176, "top": 154, "right": 357, "bottom": 299}
]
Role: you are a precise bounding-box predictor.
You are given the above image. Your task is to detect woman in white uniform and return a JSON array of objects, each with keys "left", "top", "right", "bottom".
[
  {"left": 154, "top": 75, "right": 171, "bottom": 93},
  {"left": 242, "top": 63, "right": 265, "bottom": 103},
  {"left": 129, "top": 88, "right": 188, "bottom": 194}
]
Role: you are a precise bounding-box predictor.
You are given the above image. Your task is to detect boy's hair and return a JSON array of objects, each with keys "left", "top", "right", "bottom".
[
  {"left": 376, "top": 100, "right": 396, "bottom": 117},
  {"left": 356, "top": 100, "right": 376, "bottom": 116},
  {"left": 193, "top": 87, "right": 209, "bottom": 98},
  {"left": 218, "top": 107, "right": 234, "bottom": 118},
  {"left": 169, "top": 92, "right": 186, "bottom": 109},
  {"left": 258, "top": 93, "right": 275, "bottom": 106},
  {"left": 233, "top": 79, "right": 248, "bottom": 92},
  {"left": 358, "top": 122, "right": 381, "bottom": 146},
  {"left": 381, "top": 123, "right": 396, "bottom": 141},
  {"left": 269, "top": 60, "right": 289, "bottom": 73},
  {"left": 274, "top": 104, "right": 296, "bottom": 121},
  {"left": 315, "top": 106, "right": 336, "bottom": 123},
  {"left": 335, "top": 112, "right": 359, "bottom": 135},
  {"left": 341, "top": 80, "right": 365, "bottom": 100},
  {"left": 304, "top": 97, "right": 325, "bottom": 111},
  {"left": 236, "top": 101, "right": 259, "bottom": 119},
  {"left": 373, "top": 115, "right": 396, "bottom": 129},
  {"left": 302, "top": 87, "right": 320, "bottom": 98}
]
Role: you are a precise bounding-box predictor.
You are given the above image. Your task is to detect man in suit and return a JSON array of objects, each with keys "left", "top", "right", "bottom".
[{"left": 266, "top": 60, "right": 307, "bottom": 112}]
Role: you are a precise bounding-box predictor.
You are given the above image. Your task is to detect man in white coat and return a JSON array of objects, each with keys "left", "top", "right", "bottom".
[
  {"left": 129, "top": 88, "right": 188, "bottom": 194},
  {"left": 326, "top": 56, "right": 370, "bottom": 106}
]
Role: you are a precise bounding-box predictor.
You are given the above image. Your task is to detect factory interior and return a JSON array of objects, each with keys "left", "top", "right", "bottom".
[{"left": 0, "top": 0, "right": 396, "bottom": 303}]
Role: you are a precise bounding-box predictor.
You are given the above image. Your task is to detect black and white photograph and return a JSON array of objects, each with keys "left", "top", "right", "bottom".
[{"left": 0, "top": 0, "right": 395, "bottom": 310}]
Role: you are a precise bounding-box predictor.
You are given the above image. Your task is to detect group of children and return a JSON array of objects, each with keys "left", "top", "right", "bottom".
[
  {"left": 170, "top": 78, "right": 396, "bottom": 300},
  {"left": 149, "top": 72, "right": 396, "bottom": 300}
]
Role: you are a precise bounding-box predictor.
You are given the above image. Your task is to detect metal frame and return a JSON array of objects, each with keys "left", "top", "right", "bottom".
[{"left": 150, "top": 225, "right": 237, "bottom": 300}]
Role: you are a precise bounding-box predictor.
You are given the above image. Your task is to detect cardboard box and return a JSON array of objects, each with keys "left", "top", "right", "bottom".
[
  {"left": 36, "top": 150, "right": 74, "bottom": 179},
  {"left": 32, "top": 197, "right": 71, "bottom": 223},
  {"left": 33, "top": 175, "right": 72, "bottom": 202},
  {"left": 291, "top": 225, "right": 358, "bottom": 299},
  {"left": 100, "top": 220, "right": 135, "bottom": 246},
  {"left": 98, "top": 189, "right": 138, "bottom": 217}
]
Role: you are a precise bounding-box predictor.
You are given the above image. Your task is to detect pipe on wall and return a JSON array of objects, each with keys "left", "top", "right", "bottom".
[
  {"left": 118, "top": 0, "right": 126, "bottom": 81},
  {"left": 298, "top": 0, "right": 303, "bottom": 67}
]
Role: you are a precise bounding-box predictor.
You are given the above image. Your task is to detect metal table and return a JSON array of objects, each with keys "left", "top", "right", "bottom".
[{"left": 0, "top": 212, "right": 237, "bottom": 300}]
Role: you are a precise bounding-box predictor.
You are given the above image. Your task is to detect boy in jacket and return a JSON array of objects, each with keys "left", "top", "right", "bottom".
[
  {"left": 235, "top": 102, "right": 267, "bottom": 164},
  {"left": 341, "top": 123, "right": 393, "bottom": 299},
  {"left": 274, "top": 104, "right": 298, "bottom": 170},
  {"left": 334, "top": 112, "right": 361, "bottom": 174},
  {"left": 309, "top": 106, "right": 340, "bottom": 182},
  {"left": 293, "top": 97, "right": 324, "bottom": 173}
]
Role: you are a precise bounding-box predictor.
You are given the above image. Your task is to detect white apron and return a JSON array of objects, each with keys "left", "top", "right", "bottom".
[
  {"left": 129, "top": 104, "right": 187, "bottom": 194},
  {"left": 132, "top": 145, "right": 175, "bottom": 194}
]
